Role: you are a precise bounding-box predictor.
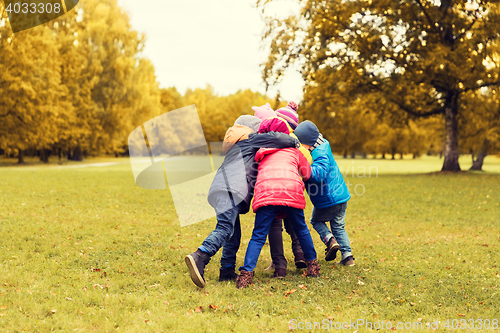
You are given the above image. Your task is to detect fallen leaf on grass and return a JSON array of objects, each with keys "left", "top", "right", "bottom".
[
  {"left": 298, "top": 284, "right": 307, "bottom": 290},
  {"left": 1, "top": 306, "right": 6, "bottom": 310},
  {"left": 380, "top": 258, "right": 387, "bottom": 262},
  {"left": 285, "top": 289, "right": 296, "bottom": 296},
  {"left": 209, "top": 304, "right": 218, "bottom": 311},
  {"left": 195, "top": 306, "right": 203, "bottom": 313},
  {"left": 457, "top": 313, "right": 465, "bottom": 317}
]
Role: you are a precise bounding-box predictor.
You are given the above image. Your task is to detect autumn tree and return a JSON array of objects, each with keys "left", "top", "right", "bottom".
[
  {"left": 460, "top": 87, "right": 500, "bottom": 170},
  {"left": 0, "top": 0, "right": 163, "bottom": 162},
  {"left": 258, "top": 0, "right": 500, "bottom": 171},
  {"left": 0, "top": 2, "right": 69, "bottom": 164}
]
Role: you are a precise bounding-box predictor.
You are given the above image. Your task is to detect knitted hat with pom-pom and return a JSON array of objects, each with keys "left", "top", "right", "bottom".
[{"left": 276, "top": 102, "right": 299, "bottom": 130}]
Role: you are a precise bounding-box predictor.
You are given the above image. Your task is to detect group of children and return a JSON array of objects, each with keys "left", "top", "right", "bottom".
[{"left": 185, "top": 102, "right": 354, "bottom": 289}]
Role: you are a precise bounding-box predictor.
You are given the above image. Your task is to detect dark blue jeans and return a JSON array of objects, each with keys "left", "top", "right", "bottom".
[
  {"left": 240, "top": 206, "right": 317, "bottom": 272},
  {"left": 198, "top": 194, "right": 243, "bottom": 270}
]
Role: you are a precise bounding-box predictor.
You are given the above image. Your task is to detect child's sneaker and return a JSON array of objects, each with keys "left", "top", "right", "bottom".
[
  {"left": 325, "top": 237, "right": 340, "bottom": 261},
  {"left": 294, "top": 252, "right": 307, "bottom": 269},
  {"left": 336, "top": 256, "right": 355, "bottom": 266},
  {"left": 271, "top": 268, "right": 286, "bottom": 279},
  {"left": 219, "top": 268, "right": 238, "bottom": 282},
  {"left": 305, "top": 258, "right": 321, "bottom": 277},
  {"left": 185, "top": 249, "right": 211, "bottom": 288},
  {"left": 236, "top": 270, "right": 254, "bottom": 289}
]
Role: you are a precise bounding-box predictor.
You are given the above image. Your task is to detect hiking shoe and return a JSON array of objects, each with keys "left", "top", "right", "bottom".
[
  {"left": 325, "top": 237, "right": 340, "bottom": 262},
  {"left": 236, "top": 270, "right": 254, "bottom": 289},
  {"left": 294, "top": 252, "right": 307, "bottom": 269},
  {"left": 305, "top": 258, "right": 321, "bottom": 277},
  {"left": 185, "top": 249, "right": 211, "bottom": 288},
  {"left": 336, "top": 256, "right": 355, "bottom": 266},
  {"left": 271, "top": 268, "right": 286, "bottom": 279},
  {"left": 219, "top": 268, "right": 238, "bottom": 282}
]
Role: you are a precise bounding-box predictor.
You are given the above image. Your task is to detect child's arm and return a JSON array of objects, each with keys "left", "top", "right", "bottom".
[
  {"left": 298, "top": 150, "right": 311, "bottom": 181},
  {"left": 308, "top": 152, "right": 329, "bottom": 184},
  {"left": 248, "top": 132, "right": 300, "bottom": 149}
]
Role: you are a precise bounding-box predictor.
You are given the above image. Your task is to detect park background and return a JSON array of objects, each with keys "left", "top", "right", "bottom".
[{"left": 1, "top": 0, "right": 499, "bottom": 332}]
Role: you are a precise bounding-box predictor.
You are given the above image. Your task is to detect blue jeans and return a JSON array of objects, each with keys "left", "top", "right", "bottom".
[
  {"left": 240, "top": 206, "right": 317, "bottom": 272},
  {"left": 199, "top": 194, "right": 243, "bottom": 270},
  {"left": 311, "top": 202, "right": 352, "bottom": 260}
]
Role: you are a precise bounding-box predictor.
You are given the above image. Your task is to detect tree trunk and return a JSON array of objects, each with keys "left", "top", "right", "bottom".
[
  {"left": 441, "top": 95, "right": 461, "bottom": 171},
  {"left": 18, "top": 149, "right": 25, "bottom": 164},
  {"left": 40, "top": 149, "right": 49, "bottom": 163},
  {"left": 351, "top": 152, "right": 355, "bottom": 159},
  {"left": 58, "top": 148, "right": 62, "bottom": 165},
  {"left": 391, "top": 149, "right": 396, "bottom": 160},
  {"left": 73, "top": 146, "right": 83, "bottom": 161},
  {"left": 362, "top": 152, "right": 367, "bottom": 159},
  {"left": 470, "top": 139, "right": 490, "bottom": 171},
  {"left": 382, "top": 153, "right": 386, "bottom": 159},
  {"left": 343, "top": 150, "right": 347, "bottom": 158}
]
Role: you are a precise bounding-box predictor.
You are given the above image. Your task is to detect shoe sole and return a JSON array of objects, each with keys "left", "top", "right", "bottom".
[
  {"left": 335, "top": 261, "right": 355, "bottom": 266},
  {"left": 325, "top": 243, "right": 340, "bottom": 261},
  {"left": 185, "top": 255, "right": 206, "bottom": 288},
  {"left": 295, "top": 260, "right": 307, "bottom": 269}
]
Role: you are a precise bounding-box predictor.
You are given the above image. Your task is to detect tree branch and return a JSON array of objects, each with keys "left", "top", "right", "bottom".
[
  {"left": 370, "top": 83, "right": 445, "bottom": 117},
  {"left": 391, "top": 98, "right": 445, "bottom": 117},
  {"left": 463, "top": 81, "right": 500, "bottom": 92},
  {"left": 414, "top": 0, "right": 440, "bottom": 34},
  {"left": 456, "top": 15, "right": 479, "bottom": 42}
]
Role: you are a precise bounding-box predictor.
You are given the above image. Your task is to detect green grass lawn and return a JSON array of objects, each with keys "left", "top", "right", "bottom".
[{"left": 0, "top": 156, "right": 499, "bottom": 332}]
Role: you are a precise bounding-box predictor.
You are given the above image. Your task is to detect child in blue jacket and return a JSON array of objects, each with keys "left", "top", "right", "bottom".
[{"left": 293, "top": 121, "right": 355, "bottom": 266}]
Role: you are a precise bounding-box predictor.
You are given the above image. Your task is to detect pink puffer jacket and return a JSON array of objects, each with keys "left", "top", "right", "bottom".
[{"left": 252, "top": 147, "right": 311, "bottom": 212}]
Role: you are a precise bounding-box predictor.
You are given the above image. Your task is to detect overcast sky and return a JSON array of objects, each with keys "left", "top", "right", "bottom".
[{"left": 117, "top": 0, "right": 304, "bottom": 102}]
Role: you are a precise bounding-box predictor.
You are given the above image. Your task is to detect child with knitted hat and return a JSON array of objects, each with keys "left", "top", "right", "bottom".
[
  {"left": 293, "top": 120, "right": 355, "bottom": 266},
  {"left": 252, "top": 102, "right": 311, "bottom": 278},
  {"left": 185, "top": 115, "right": 300, "bottom": 288},
  {"left": 236, "top": 118, "right": 320, "bottom": 289}
]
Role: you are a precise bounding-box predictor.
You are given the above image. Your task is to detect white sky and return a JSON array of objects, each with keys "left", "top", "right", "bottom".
[{"left": 117, "top": 0, "right": 304, "bottom": 102}]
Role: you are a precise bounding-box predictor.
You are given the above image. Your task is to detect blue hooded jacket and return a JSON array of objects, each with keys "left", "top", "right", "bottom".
[{"left": 305, "top": 139, "right": 350, "bottom": 208}]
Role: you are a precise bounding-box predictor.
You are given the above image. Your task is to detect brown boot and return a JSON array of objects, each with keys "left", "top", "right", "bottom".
[
  {"left": 305, "top": 258, "right": 321, "bottom": 277},
  {"left": 236, "top": 270, "right": 254, "bottom": 289},
  {"left": 294, "top": 251, "right": 307, "bottom": 269},
  {"left": 325, "top": 237, "right": 340, "bottom": 262},
  {"left": 271, "top": 268, "right": 286, "bottom": 279}
]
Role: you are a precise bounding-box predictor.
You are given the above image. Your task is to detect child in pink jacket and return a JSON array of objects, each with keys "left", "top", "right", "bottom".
[{"left": 236, "top": 118, "right": 320, "bottom": 289}]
